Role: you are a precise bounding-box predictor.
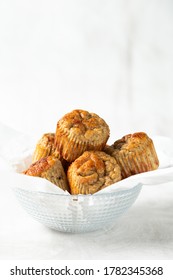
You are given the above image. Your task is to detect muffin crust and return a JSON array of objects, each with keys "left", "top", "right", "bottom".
[
  {"left": 23, "top": 156, "right": 70, "bottom": 192},
  {"left": 55, "top": 109, "right": 110, "bottom": 162},
  {"left": 32, "top": 133, "right": 57, "bottom": 163},
  {"left": 111, "top": 132, "right": 159, "bottom": 178},
  {"left": 67, "top": 151, "right": 121, "bottom": 194}
]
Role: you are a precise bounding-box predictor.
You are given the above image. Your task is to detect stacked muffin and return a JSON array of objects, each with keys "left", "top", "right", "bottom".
[{"left": 23, "top": 109, "right": 159, "bottom": 194}]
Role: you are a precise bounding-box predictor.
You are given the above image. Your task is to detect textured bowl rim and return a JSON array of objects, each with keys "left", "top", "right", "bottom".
[{"left": 13, "top": 183, "right": 143, "bottom": 198}]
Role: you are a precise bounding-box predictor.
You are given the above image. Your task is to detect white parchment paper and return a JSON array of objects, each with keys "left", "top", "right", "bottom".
[{"left": 0, "top": 122, "right": 173, "bottom": 195}]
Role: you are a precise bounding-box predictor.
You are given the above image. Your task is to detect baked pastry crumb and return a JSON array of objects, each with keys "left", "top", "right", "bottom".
[
  {"left": 111, "top": 132, "right": 159, "bottom": 178},
  {"left": 23, "top": 156, "right": 70, "bottom": 192},
  {"left": 54, "top": 109, "right": 110, "bottom": 162},
  {"left": 67, "top": 151, "right": 121, "bottom": 194},
  {"left": 32, "top": 133, "right": 57, "bottom": 163}
]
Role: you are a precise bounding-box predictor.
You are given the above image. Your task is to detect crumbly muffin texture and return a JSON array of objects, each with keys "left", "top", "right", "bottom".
[
  {"left": 23, "top": 110, "right": 159, "bottom": 194},
  {"left": 57, "top": 110, "right": 109, "bottom": 142},
  {"left": 23, "top": 156, "right": 70, "bottom": 192},
  {"left": 112, "top": 132, "right": 150, "bottom": 151},
  {"left": 54, "top": 109, "right": 110, "bottom": 162},
  {"left": 32, "top": 133, "right": 56, "bottom": 163},
  {"left": 67, "top": 151, "right": 121, "bottom": 194},
  {"left": 111, "top": 132, "right": 159, "bottom": 179}
]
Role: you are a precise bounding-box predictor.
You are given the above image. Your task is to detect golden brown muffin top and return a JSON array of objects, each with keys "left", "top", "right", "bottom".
[
  {"left": 57, "top": 109, "right": 110, "bottom": 143},
  {"left": 32, "top": 133, "right": 63, "bottom": 162},
  {"left": 112, "top": 132, "right": 151, "bottom": 151},
  {"left": 37, "top": 133, "right": 55, "bottom": 150},
  {"left": 67, "top": 151, "right": 121, "bottom": 194},
  {"left": 23, "top": 156, "right": 58, "bottom": 177}
]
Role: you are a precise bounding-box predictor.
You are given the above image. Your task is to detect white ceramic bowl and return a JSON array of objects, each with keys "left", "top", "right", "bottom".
[{"left": 13, "top": 183, "right": 142, "bottom": 233}]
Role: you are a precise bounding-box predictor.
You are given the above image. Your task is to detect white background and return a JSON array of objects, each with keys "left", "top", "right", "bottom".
[
  {"left": 0, "top": 0, "right": 173, "bottom": 142},
  {"left": 0, "top": 0, "right": 173, "bottom": 263}
]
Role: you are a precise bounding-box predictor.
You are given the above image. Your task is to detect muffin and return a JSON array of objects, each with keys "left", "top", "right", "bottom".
[
  {"left": 54, "top": 109, "right": 110, "bottom": 162},
  {"left": 67, "top": 151, "right": 121, "bottom": 194},
  {"left": 103, "top": 144, "right": 116, "bottom": 156},
  {"left": 32, "top": 133, "right": 57, "bottom": 163},
  {"left": 23, "top": 155, "right": 70, "bottom": 192},
  {"left": 111, "top": 132, "right": 159, "bottom": 179}
]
